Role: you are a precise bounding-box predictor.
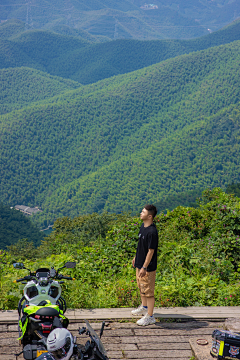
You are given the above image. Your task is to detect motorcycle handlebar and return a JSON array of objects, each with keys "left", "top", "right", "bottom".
[
  {"left": 60, "top": 276, "right": 75, "bottom": 280},
  {"left": 14, "top": 275, "right": 35, "bottom": 283},
  {"left": 14, "top": 273, "right": 75, "bottom": 283},
  {"left": 14, "top": 278, "right": 25, "bottom": 283}
]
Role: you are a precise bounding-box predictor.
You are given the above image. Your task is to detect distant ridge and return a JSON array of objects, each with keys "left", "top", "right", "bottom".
[
  {"left": 0, "top": 41, "right": 240, "bottom": 225},
  {"left": 0, "top": 67, "right": 80, "bottom": 115},
  {"left": 0, "top": 0, "right": 208, "bottom": 40},
  {"left": 2, "top": 0, "right": 240, "bottom": 39},
  {"left": 1, "top": 19, "right": 240, "bottom": 84},
  {"left": 0, "top": 19, "right": 25, "bottom": 39}
]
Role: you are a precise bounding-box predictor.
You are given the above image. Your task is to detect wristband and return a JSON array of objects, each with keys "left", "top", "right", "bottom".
[{"left": 143, "top": 267, "right": 147, "bottom": 270}]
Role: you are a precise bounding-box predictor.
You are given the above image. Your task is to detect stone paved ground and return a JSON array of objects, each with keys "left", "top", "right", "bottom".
[{"left": 0, "top": 320, "right": 224, "bottom": 360}]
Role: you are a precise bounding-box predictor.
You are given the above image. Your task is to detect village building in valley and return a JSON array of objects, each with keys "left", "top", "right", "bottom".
[
  {"left": 14, "top": 205, "right": 42, "bottom": 216},
  {"left": 140, "top": 4, "right": 158, "bottom": 10}
]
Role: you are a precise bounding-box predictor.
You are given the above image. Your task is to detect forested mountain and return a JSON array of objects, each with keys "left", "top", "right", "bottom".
[
  {"left": 1, "top": 40, "right": 240, "bottom": 226},
  {"left": 0, "top": 19, "right": 25, "bottom": 40},
  {"left": 0, "top": 19, "right": 101, "bottom": 43},
  {"left": 1, "top": 19, "right": 240, "bottom": 84},
  {"left": 0, "top": 67, "right": 80, "bottom": 115},
  {"left": 0, "top": 29, "right": 89, "bottom": 72},
  {"left": 226, "top": 183, "right": 240, "bottom": 198},
  {"left": 1, "top": 0, "right": 240, "bottom": 39},
  {"left": 0, "top": 203, "right": 43, "bottom": 249}
]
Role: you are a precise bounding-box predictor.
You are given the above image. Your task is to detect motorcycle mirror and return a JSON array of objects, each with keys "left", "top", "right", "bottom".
[
  {"left": 79, "top": 327, "right": 86, "bottom": 335},
  {"left": 65, "top": 262, "right": 76, "bottom": 269},
  {"left": 50, "top": 267, "right": 57, "bottom": 277},
  {"left": 13, "top": 262, "right": 25, "bottom": 269}
]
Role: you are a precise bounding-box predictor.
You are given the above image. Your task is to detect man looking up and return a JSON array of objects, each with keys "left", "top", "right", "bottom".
[{"left": 131, "top": 204, "right": 158, "bottom": 326}]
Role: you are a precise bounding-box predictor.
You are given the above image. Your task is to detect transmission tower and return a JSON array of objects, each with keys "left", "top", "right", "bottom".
[
  {"left": 114, "top": 18, "right": 119, "bottom": 39},
  {"left": 25, "top": 0, "right": 33, "bottom": 29}
]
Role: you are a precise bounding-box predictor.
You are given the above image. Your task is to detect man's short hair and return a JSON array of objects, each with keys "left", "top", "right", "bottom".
[{"left": 144, "top": 204, "right": 158, "bottom": 219}]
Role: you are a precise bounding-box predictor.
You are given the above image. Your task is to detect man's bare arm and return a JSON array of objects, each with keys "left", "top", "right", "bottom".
[
  {"left": 143, "top": 249, "right": 154, "bottom": 269},
  {"left": 138, "top": 249, "right": 154, "bottom": 278},
  {"left": 132, "top": 257, "right": 136, "bottom": 267}
]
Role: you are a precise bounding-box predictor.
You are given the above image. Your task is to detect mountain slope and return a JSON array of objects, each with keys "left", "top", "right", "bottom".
[
  {"left": 2, "top": 0, "right": 240, "bottom": 40},
  {"left": 0, "top": 67, "right": 81, "bottom": 115},
  {"left": 40, "top": 102, "right": 240, "bottom": 217},
  {"left": 1, "top": 0, "right": 208, "bottom": 40},
  {"left": 0, "top": 29, "right": 90, "bottom": 74},
  {"left": 0, "top": 203, "right": 43, "bottom": 249},
  {"left": 0, "top": 41, "right": 240, "bottom": 225},
  {"left": 0, "top": 19, "right": 25, "bottom": 39},
  {"left": 63, "top": 18, "right": 240, "bottom": 84},
  {"left": 1, "top": 19, "right": 240, "bottom": 85},
  {"left": 45, "top": 24, "right": 105, "bottom": 43}
]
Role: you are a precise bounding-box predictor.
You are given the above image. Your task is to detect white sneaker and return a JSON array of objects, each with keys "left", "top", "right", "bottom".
[
  {"left": 137, "top": 313, "right": 156, "bottom": 326},
  {"left": 131, "top": 304, "right": 148, "bottom": 316}
]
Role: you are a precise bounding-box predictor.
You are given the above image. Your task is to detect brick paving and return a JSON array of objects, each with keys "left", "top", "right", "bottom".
[{"left": 0, "top": 320, "right": 224, "bottom": 360}]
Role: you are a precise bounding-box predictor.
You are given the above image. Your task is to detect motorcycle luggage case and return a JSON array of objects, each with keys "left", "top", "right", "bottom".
[
  {"left": 23, "top": 344, "right": 48, "bottom": 360},
  {"left": 211, "top": 329, "right": 240, "bottom": 359}
]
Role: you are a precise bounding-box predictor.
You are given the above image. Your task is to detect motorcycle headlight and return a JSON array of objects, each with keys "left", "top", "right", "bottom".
[
  {"left": 48, "top": 286, "right": 59, "bottom": 299},
  {"left": 26, "top": 286, "right": 38, "bottom": 299}
]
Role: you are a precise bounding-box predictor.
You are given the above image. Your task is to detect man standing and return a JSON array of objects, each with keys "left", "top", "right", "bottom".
[{"left": 131, "top": 204, "right": 158, "bottom": 326}]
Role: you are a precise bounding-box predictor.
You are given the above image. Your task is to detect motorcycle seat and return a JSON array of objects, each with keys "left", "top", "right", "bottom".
[{"left": 35, "top": 307, "right": 60, "bottom": 317}]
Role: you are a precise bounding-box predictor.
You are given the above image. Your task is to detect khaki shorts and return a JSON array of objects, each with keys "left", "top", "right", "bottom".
[{"left": 136, "top": 268, "right": 156, "bottom": 297}]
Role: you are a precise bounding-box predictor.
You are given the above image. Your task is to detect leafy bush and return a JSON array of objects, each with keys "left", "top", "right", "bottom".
[
  {"left": 2, "top": 188, "right": 240, "bottom": 310},
  {"left": 7, "top": 238, "right": 37, "bottom": 260}
]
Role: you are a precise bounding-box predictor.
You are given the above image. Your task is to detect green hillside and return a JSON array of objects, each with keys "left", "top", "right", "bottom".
[
  {"left": 226, "top": 183, "right": 240, "bottom": 198},
  {"left": 39, "top": 101, "right": 240, "bottom": 222},
  {"left": 157, "top": 0, "right": 240, "bottom": 31},
  {"left": 0, "top": 18, "right": 104, "bottom": 43},
  {"left": 0, "top": 203, "right": 43, "bottom": 250},
  {"left": 0, "top": 41, "right": 240, "bottom": 226},
  {"left": 77, "top": 6, "right": 206, "bottom": 40},
  {"left": 0, "top": 67, "right": 80, "bottom": 115},
  {"left": 2, "top": 0, "right": 240, "bottom": 39},
  {"left": 0, "top": 19, "right": 25, "bottom": 39},
  {"left": 1, "top": 19, "right": 240, "bottom": 85},
  {"left": 46, "top": 24, "right": 105, "bottom": 43},
  {"left": 63, "top": 18, "right": 240, "bottom": 84},
  {"left": 1, "top": 0, "right": 208, "bottom": 40},
  {"left": 0, "top": 29, "right": 90, "bottom": 74}
]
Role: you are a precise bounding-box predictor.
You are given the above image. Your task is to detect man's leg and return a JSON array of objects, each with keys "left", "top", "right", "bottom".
[
  {"left": 146, "top": 296, "right": 155, "bottom": 316},
  {"left": 137, "top": 268, "right": 147, "bottom": 307},
  {"left": 136, "top": 294, "right": 155, "bottom": 325},
  {"left": 141, "top": 294, "right": 147, "bottom": 307},
  {"left": 136, "top": 271, "right": 156, "bottom": 325},
  {"left": 131, "top": 269, "right": 148, "bottom": 316}
]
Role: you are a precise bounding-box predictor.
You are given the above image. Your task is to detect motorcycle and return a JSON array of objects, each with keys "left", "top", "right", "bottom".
[
  {"left": 34, "top": 320, "right": 108, "bottom": 360},
  {"left": 13, "top": 261, "right": 76, "bottom": 359}
]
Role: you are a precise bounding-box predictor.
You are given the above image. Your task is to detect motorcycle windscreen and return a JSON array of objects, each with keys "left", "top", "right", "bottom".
[{"left": 84, "top": 319, "right": 107, "bottom": 357}]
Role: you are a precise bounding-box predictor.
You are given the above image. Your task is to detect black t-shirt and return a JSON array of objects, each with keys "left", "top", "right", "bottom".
[{"left": 135, "top": 223, "right": 158, "bottom": 272}]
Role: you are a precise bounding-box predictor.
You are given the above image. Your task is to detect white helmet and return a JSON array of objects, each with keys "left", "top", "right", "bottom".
[{"left": 47, "top": 328, "right": 74, "bottom": 360}]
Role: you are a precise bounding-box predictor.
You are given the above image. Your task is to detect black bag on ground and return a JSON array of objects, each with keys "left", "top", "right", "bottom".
[{"left": 211, "top": 329, "right": 240, "bottom": 359}]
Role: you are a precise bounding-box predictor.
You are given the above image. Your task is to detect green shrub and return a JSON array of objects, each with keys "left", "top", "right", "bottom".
[{"left": 2, "top": 188, "right": 240, "bottom": 310}]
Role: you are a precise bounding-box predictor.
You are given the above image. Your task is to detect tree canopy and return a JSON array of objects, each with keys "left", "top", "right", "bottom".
[
  {"left": 0, "top": 203, "right": 43, "bottom": 249},
  {"left": 2, "top": 188, "right": 240, "bottom": 310}
]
